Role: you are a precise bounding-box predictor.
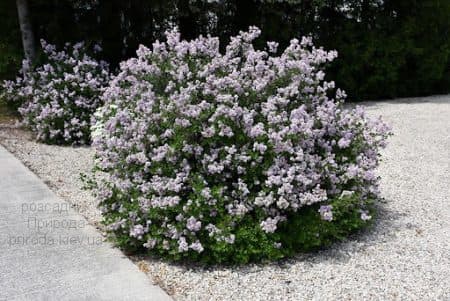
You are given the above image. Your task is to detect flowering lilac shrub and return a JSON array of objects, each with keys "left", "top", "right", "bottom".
[
  {"left": 1, "top": 40, "right": 110, "bottom": 144},
  {"left": 90, "top": 27, "right": 390, "bottom": 263}
]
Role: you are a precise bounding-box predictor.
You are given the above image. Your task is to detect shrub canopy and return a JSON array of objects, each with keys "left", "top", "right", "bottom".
[
  {"left": 2, "top": 40, "right": 110, "bottom": 144},
  {"left": 91, "top": 28, "right": 390, "bottom": 263}
]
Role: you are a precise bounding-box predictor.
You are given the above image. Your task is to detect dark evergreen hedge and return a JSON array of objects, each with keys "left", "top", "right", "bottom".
[{"left": 1, "top": 0, "right": 449, "bottom": 101}]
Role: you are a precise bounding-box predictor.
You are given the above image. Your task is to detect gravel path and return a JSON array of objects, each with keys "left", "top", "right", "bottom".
[
  {"left": 1, "top": 95, "right": 449, "bottom": 300},
  {"left": 0, "top": 124, "right": 101, "bottom": 227}
]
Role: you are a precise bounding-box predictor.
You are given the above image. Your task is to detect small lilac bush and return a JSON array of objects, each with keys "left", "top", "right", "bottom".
[
  {"left": 1, "top": 40, "right": 110, "bottom": 145},
  {"left": 89, "top": 27, "right": 390, "bottom": 263}
]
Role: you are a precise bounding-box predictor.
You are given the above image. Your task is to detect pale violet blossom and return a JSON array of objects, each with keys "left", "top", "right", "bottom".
[
  {"left": 2, "top": 40, "right": 110, "bottom": 144},
  {"left": 90, "top": 27, "right": 390, "bottom": 257},
  {"left": 319, "top": 205, "right": 333, "bottom": 222}
]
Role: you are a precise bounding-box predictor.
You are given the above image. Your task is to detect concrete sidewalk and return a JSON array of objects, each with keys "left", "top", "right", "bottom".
[{"left": 0, "top": 145, "right": 171, "bottom": 301}]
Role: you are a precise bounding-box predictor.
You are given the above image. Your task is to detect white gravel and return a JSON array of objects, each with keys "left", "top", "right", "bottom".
[
  {"left": 0, "top": 124, "right": 101, "bottom": 227},
  {"left": 1, "top": 95, "right": 449, "bottom": 300}
]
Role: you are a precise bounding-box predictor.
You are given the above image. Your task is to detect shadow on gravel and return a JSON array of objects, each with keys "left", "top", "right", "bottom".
[
  {"left": 133, "top": 198, "right": 404, "bottom": 274},
  {"left": 299, "top": 199, "right": 405, "bottom": 264}
]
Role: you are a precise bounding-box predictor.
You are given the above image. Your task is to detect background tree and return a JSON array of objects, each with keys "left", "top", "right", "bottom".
[
  {"left": 1, "top": 0, "right": 449, "bottom": 101},
  {"left": 16, "top": 0, "right": 36, "bottom": 62}
]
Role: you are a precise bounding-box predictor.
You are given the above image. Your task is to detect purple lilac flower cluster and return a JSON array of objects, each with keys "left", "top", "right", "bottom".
[
  {"left": 91, "top": 27, "right": 390, "bottom": 260},
  {"left": 2, "top": 40, "right": 110, "bottom": 144}
]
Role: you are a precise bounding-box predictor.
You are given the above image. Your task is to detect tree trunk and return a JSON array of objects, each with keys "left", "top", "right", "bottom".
[{"left": 16, "top": 0, "right": 36, "bottom": 62}]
